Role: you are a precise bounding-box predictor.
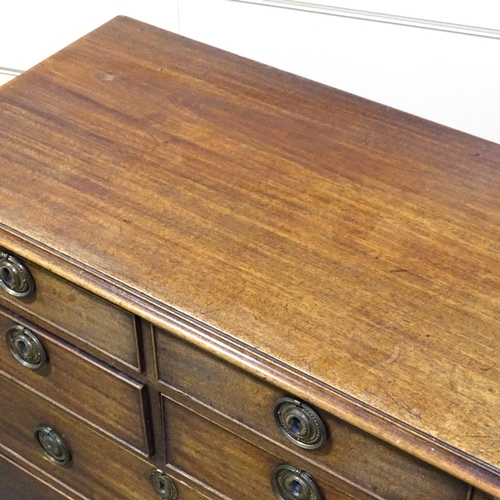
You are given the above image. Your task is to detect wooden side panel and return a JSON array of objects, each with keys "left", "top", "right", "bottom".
[{"left": 0, "top": 257, "right": 138, "bottom": 368}]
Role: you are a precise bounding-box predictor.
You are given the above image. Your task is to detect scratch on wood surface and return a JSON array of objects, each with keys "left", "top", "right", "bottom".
[
  {"left": 379, "top": 385, "right": 422, "bottom": 420},
  {"left": 450, "top": 365, "right": 459, "bottom": 392},
  {"left": 382, "top": 346, "right": 401, "bottom": 366}
]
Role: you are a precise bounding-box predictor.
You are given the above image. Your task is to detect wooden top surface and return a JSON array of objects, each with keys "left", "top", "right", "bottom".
[{"left": 1, "top": 16, "right": 499, "bottom": 492}]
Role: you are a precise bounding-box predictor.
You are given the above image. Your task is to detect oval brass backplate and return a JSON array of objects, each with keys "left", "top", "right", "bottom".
[
  {"left": 34, "top": 426, "right": 71, "bottom": 465},
  {"left": 274, "top": 397, "right": 326, "bottom": 450},
  {"left": 6, "top": 325, "right": 47, "bottom": 370},
  {"left": 271, "top": 463, "right": 322, "bottom": 500},
  {"left": 0, "top": 250, "right": 35, "bottom": 298},
  {"left": 149, "top": 469, "right": 178, "bottom": 500}
]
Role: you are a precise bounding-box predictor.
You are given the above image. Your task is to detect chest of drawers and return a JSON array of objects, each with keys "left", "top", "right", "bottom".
[{"left": 1, "top": 15, "right": 499, "bottom": 500}]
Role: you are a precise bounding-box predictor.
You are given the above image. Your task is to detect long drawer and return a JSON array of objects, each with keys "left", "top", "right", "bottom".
[
  {"left": 0, "top": 451, "right": 71, "bottom": 500},
  {"left": 162, "top": 394, "right": 375, "bottom": 500},
  {"left": 0, "top": 372, "right": 161, "bottom": 500},
  {"left": 156, "top": 327, "right": 469, "bottom": 500}
]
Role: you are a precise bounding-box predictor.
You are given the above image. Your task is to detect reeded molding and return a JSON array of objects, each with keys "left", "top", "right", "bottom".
[{"left": 230, "top": 0, "right": 500, "bottom": 39}]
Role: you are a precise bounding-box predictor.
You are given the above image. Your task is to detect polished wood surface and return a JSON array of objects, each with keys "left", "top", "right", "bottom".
[
  {"left": 163, "top": 396, "right": 371, "bottom": 500},
  {"left": 0, "top": 258, "right": 138, "bottom": 368},
  {"left": 0, "top": 373, "right": 156, "bottom": 500},
  {"left": 0, "top": 306, "right": 149, "bottom": 454},
  {"left": 474, "top": 490, "right": 500, "bottom": 500},
  {"left": 1, "top": 15, "right": 499, "bottom": 496},
  {"left": 0, "top": 452, "right": 71, "bottom": 500},
  {"left": 156, "top": 326, "right": 468, "bottom": 500}
]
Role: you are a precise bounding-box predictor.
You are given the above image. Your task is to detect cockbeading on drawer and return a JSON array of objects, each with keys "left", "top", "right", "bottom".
[
  {"left": 155, "top": 327, "right": 469, "bottom": 500},
  {"left": 0, "top": 452, "right": 70, "bottom": 500},
  {"left": 162, "top": 395, "right": 371, "bottom": 500},
  {"left": 0, "top": 306, "right": 150, "bottom": 455},
  {"left": 0, "top": 248, "right": 139, "bottom": 369},
  {"left": 0, "top": 373, "right": 154, "bottom": 499}
]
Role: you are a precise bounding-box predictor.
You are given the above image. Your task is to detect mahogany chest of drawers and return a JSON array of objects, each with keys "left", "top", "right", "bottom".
[{"left": 1, "top": 16, "right": 499, "bottom": 500}]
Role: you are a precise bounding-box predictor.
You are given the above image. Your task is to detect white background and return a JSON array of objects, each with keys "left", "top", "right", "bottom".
[{"left": 1, "top": 0, "right": 499, "bottom": 144}]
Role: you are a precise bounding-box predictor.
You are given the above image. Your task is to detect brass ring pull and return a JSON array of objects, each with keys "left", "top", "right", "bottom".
[
  {"left": 0, "top": 250, "right": 35, "bottom": 298},
  {"left": 149, "top": 469, "right": 178, "bottom": 500},
  {"left": 34, "top": 426, "right": 71, "bottom": 465},
  {"left": 6, "top": 325, "right": 47, "bottom": 370},
  {"left": 271, "top": 464, "right": 322, "bottom": 500},
  {"left": 274, "top": 398, "right": 326, "bottom": 450}
]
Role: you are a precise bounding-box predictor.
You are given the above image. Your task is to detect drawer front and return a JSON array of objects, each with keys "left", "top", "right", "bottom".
[
  {"left": 162, "top": 395, "right": 371, "bottom": 500},
  {"left": 0, "top": 373, "right": 167, "bottom": 500},
  {"left": 0, "top": 451, "right": 70, "bottom": 500},
  {"left": 0, "top": 307, "right": 149, "bottom": 454},
  {"left": 0, "top": 250, "right": 138, "bottom": 368},
  {"left": 474, "top": 490, "right": 500, "bottom": 500},
  {"left": 156, "top": 328, "right": 469, "bottom": 500}
]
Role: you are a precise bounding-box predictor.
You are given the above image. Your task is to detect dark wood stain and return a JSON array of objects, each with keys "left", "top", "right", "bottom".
[{"left": 1, "top": 15, "right": 499, "bottom": 498}]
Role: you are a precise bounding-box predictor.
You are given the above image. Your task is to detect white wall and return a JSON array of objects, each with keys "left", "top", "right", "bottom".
[
  {"left": 1, "top": 0, "right": 499, "bottom": 144},
  {"left": 0, "top": 0, "right": 179, "bottom": 70}
]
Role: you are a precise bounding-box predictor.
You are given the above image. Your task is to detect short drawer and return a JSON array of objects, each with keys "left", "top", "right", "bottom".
[
  {"left": 156, "top": 327, "right": 469, "bottom": 500},
  {"left": 0, "top": 307, "right": 150, "bottom": 454},
  {"left": 162, "top": 395, "right": 373, "bottom": 500},
  {"left": 0, "top": 373, "right": 188, "bottom": 500},
  {"left": 0, "top": 451, "right": 69, "bottom": 500},
  {"left": 0, "top": 249, "right": 138, "bottom": 368}
]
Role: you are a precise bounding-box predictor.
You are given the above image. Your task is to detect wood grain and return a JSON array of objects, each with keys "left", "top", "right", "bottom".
[
  {"left": 1, "top": 15, "right": 500, "bottom": 495},
  {"left": 473, "top": 490, "right": 500, "bottom": 500},
  {"left": 163, "top": 395, "right": 375, "bottom": 500},
  {"left": 0, "top": 257, "right": 138, "bottom": 368},
  {"left": 0, "top": 372, "right": 157, "bottom": 500},
  {"left": 156, "top": 326, "right": 469, "bottom": 499},
  {"left": 0, "top": 451, "right": 73, "bottom": 499},
  {"left": 0, "top": 306, "right": 149, "bottom": 454}
]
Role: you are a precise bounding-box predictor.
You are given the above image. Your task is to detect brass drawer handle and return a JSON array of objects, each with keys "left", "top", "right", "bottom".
[
  {"left": 274, "top": 398, "right": 326, "bottom": 450},
  {"left": 149, "top": 469, "right": 178, "bottom": 500},
  {"left": 0, "top": 250, "right": 35, "bottom": 298},
  {"left": 34, "top": 426, "right": 71, "bottom": 465},
  {"left": 6, "top": 325, "right": 47, "bottom": 370},
  {"left": 271, "top": 464, "right": 322, "bottom": 500}
]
